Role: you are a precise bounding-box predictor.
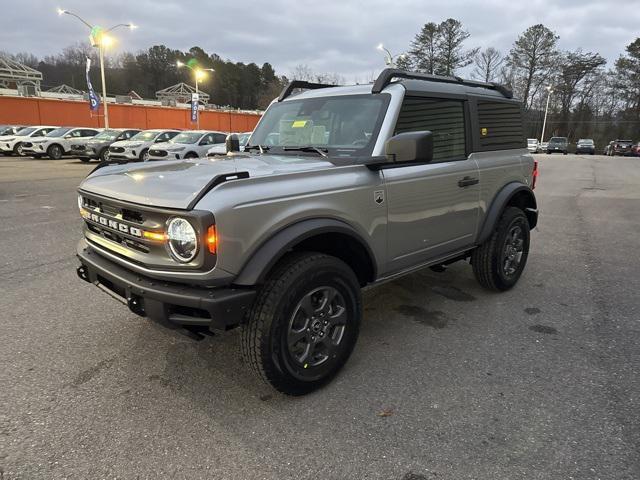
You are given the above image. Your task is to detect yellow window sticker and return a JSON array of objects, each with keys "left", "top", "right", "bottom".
[
  {"left": 292, "top": 120, "right": 307, "bottom": 128},
  {"left": 481, "top": 127, "right": 488, "bottom": 136}
]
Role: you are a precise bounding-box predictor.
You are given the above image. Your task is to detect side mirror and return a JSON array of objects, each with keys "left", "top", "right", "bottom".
[
  {"left": 226, "top": 134, "right": 240, "bottom": 153},
  {"left": 385, "top": 131, "right": 433, "bottom": 163}
]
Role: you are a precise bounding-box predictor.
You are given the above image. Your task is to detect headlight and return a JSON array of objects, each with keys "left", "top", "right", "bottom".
[{"left": 166, "top": 217, "right": 198, "bottom": 262}]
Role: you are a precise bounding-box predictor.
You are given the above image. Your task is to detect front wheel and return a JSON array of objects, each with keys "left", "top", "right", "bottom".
[
  {"left": 241, "top": 252, "right": 361, "bottom": 395},
  {"left": 472, "top": 207, "right": 530, "bottom": 291},
  {"left": 139, "top": 149, "right": 149, "bottom": 162},
  {"left": 99, "top": 148, "right": 109, "bottom": 162},
  {"left": 47, "top": 144, "right": 63, "bottom": 160}
]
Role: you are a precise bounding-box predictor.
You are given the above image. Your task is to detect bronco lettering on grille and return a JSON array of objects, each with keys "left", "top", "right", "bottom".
[{"left": 88, "top": 212, "right": 142, "bottom": 237}]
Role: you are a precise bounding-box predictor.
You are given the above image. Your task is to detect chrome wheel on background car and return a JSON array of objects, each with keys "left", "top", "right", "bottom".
[{"left": 47, "top": 145, "right": 62, "bottom": 160}]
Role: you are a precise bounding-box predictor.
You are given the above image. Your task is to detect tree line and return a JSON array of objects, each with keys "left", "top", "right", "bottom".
[
  {"left": 7, "top": 44, "right": 288, "bottom": 110},
  {"left": 5, "top": 22, "right": 640, "bottom": 144},
  {"left": 398, "top": 19, "right": 640, "bottom": 145}
]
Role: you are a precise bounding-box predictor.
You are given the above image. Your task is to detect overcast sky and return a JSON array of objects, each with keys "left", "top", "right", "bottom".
[{"left": 3, "top": 0, "right": 639, "bottom": 80}]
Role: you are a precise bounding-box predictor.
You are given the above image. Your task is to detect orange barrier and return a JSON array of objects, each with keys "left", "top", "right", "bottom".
[{"left": 0, "top": 96, "right": 261, "bottom": 132}]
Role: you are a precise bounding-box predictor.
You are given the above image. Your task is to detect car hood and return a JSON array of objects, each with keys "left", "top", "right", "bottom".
[
  {"left": 79, "top": 154, "right": 334, "bottom": 209},
  {"left": 111, "top": 139, "right": 148, "bottom": 148},
  {"left": 150, "top": 141, "right": 189, "bottom": 152}
]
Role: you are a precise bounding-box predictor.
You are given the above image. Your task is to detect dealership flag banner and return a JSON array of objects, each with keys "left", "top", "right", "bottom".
[
  {"left": 85, "top": 57, "right": 101, "bottom": 112},
  {"left": 191, "top": 93, "right": 199, "bottom": 123}
]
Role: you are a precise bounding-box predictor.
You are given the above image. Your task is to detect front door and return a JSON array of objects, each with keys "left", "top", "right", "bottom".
[{"left": 383, "top": 96, "right": 480, "bottom": 272}]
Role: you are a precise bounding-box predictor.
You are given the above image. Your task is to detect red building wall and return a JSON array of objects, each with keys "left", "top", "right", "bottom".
[{"left": 0, "top": 96, "right": 261, "bottom": 132}]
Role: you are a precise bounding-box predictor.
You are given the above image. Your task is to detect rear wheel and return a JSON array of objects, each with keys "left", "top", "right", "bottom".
[
  {"left": 99, "top": 148, "right": 109, "bottom": 162},
  {"left": 472, "top": 207, "right": 530, "bottom": 291},
  {"left": 241, "top": 252, "right": 361, "bottom": 395},
  {"left": 47, "top": 144, "right": 63, "bottom": 160}
]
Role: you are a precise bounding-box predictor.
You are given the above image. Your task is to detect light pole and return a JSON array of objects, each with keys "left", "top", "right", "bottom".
[
  {"left": 57, "top": 9, "right": 137, "bottom": 129},
  {"left": 176, "top": 61, "right": 214, "bottom": 129},
  {"left": 376, "top": 43, "right": 407, "bottom": 68},
  {"left": 540, "top": 85, "right": 554, "bottom": 145}
]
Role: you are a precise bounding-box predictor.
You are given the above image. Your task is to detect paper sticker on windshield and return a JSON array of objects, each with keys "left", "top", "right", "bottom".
[
  {"left": 291, "top": 120, "right": 307, "bottom": 128},
  {"left": 481, "top": 127, "right": 488, "bottom": 136}
]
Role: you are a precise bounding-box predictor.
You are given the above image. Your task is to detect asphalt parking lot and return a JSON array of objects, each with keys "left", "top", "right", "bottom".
[{"left": 1, "top": 153, "right": 639, "bottom": 479}]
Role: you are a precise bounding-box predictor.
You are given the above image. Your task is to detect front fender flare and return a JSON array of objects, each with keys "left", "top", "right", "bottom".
[{"left": 233, "top": 218, "right": 377, "bottom": 286}]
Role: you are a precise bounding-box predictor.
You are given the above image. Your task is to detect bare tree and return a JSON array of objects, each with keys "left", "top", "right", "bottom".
[
  {"left": 508, "top": 24, "right": 560, "bottom": 110},
  {"left": 473, "top": 47, "right": 504, "bottom": 82},
  {"left": 437, "top": 18, "right": 478, "bottom": 76}
]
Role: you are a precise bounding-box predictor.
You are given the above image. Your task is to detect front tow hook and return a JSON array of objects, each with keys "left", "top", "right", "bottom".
[{"left": 76, "top": 265, "right": 90, "bottom": 283}]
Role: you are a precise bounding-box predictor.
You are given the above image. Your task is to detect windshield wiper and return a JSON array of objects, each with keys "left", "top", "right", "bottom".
[
  {"left": 245, "top": 144, "right": 270, "bottom": 153},
  {"left": 282, "top": 146, "right": 328, "bottom": 157}
]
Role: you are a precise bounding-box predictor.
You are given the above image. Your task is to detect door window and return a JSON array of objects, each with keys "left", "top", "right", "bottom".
[{"left": 395, "top": 97, "right": 466, "bottom": 162}]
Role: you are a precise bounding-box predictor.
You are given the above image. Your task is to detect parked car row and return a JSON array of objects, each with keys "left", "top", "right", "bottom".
[
  {"left": 0, "top": 124, "right": 252, "bottom": 161},
  {"left": 527, "top": 137, "right": 640, "bottom": 156}
]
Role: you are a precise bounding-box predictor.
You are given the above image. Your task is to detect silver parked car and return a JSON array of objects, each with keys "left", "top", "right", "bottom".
[
  {"left": 0, "top": 126, "right": 57, "bottom": 156},
  {"left": 206, "top": 132, "right": 252, "bottom": 156},
  {"left": 22, "top": 127, "right": 100, "bottom": 159},
  {"left": 107, "top": 129, "right": 180, "bottom": 162},
  {"left": 147, "top": 130, "right": 228, "bottom": 161},
  {"left": 76, "top": 69, "right": 538, "bottom": 395}
]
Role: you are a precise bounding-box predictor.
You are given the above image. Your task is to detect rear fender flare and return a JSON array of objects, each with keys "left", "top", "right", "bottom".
[{"left": 477, "top": 182, "right": 537, "bottom": 244}]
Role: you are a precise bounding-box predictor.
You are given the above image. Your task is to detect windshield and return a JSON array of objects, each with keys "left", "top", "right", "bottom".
[
  {"left": 0, "top": 126, "right": 14, "bottom": 135},
  {"left": 130, "top": 130, "right": 162, "bottom": 141},
  {"left": 578, "top": 139, "right": 594, "bottom": 145},
  {"left": 248, "top": 94, "right": 390, "bottom": 157},
  {"left": 549, "top": 137, "right": 567, "bottom": 143},
  {"left": 93, "top": 129, "right": 121, "bottom": 141},
  {"left": 46, "top": 127, "right": 72, "bottom": 137},
  {"left": 171, "top": 132, "right": 203, "bottom": 144},
  {"left": 16, "top": 127, "right": 37, "bottom": 136}
]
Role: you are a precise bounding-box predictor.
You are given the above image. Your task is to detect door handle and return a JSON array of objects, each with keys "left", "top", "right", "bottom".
[{"left": 458, "top": 176, "right": 479, "bottom": 187}]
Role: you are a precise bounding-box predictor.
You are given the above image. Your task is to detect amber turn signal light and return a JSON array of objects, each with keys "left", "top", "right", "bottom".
[{"left": 207, "top": 225, "right": 217, "bottom": 254}]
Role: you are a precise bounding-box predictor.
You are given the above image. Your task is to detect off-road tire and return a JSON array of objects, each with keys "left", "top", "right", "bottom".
[
  {"left": 472, "top": 207, "right": 530, "bottom": 291},
  {"left": 241, "top": 252, "right": 361, "bottom": 395},
  {"left": 47, "top": 144, "right": 63, "bottom": 160}
]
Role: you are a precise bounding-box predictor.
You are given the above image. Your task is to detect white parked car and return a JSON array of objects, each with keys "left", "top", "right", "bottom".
[
  {"left": 0, "top": 126, "right": 58, "bottom": 156},
  {"left": 147, "top": 130, "right": 228, "bottom": 161},
  {"left": 22, "top": 127, "right": 101, "bottom": 159},
  {"left": 527, "top": 138, "right": 539, "bottom": 153},
  {"left": 107, "top": 129, "right": 180, "bottom": 162},
  {"left": 206, "top": 132, "right": 252, "bottom": 156},
  {"left": 0, "top": 125, "right": 27, "bottom": 137}
]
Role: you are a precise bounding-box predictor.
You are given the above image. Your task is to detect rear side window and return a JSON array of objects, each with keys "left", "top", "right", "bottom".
[
  {"left": 395, "top": 97, "right": 466, "bottom": 162},
  {"left": 213, "top": 133, "right": 227, "bottom": 144},
  {"left": 476, "top": 100, "right": 524, "bottom": 151}
]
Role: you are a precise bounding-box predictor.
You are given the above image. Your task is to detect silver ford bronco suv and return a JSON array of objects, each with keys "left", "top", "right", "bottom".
[{"left": 76, "top": 69, "right": 539, "bottom": 395}]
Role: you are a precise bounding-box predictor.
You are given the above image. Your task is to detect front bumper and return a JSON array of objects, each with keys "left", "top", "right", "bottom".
[{"left": 77, "top": 243, "right": 255, "bottom": 331}]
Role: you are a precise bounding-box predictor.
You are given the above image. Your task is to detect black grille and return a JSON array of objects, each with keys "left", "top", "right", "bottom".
[
  {"left": 81, "top": 196, "right": 145, "bottom": 225},
  {"left": 110, "top": 146, "right": 125, "bottom": 153},
  {"left": 149, "top": 149, "right": 167, "bottom": 157}
]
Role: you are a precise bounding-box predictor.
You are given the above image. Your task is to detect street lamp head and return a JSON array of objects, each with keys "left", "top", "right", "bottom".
[
  {"left": 57, "top": 8, "right": 66, "bottom": 15},
  {"left": 100, "top": 34, "right": 114, "bottom": 48},
  {"left": 176, "top": 60, "right": 185, "bottom": 68},
  {"left": 377, "top": 43, "right": 384, "bottom": 51},
  {"left": 128, "top": 23, "right": 138, "bottom": 30},
  {"left": 195, "top": 69, "right": 206, "bottom": 80}
]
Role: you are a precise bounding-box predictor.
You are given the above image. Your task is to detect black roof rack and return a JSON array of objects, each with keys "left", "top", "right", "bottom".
[
  {"left": 372, "top": 68, "right": 513, "bottom": 99},
  {"left": 278, "top": 80, "right": 337, "bottom": 102}
]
